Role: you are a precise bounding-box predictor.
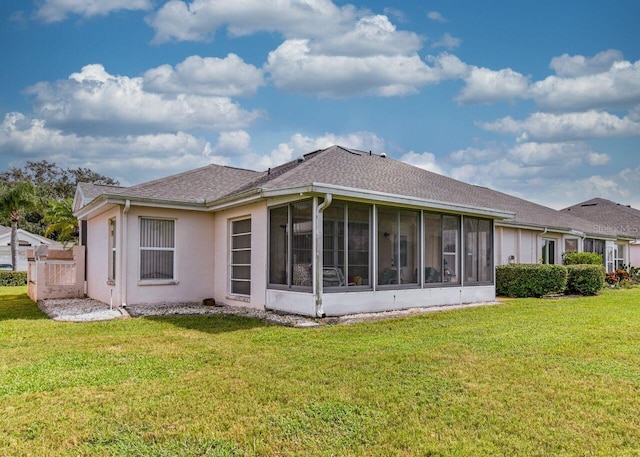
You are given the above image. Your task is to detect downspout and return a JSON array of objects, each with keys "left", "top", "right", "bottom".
[
  {"left": 121, "top": 199, "right": 130, "bottom": 307},
  {"left": 315, "top": 194, "right": 332, "bottom": 317}
]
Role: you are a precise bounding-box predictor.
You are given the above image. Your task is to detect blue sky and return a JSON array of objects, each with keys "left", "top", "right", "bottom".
[{"left": 1, "top": 0, "right": 639, "bottom": 209}]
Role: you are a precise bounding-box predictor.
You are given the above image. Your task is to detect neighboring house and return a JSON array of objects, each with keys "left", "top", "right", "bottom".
[
  {"left": 0, "top": 225, "right": 63, "bottom": 271},
  {"left": 74, "top": 146, "right": 632, "bottom": 316},
  {"left": 562, "top": 198, "right": 640, "bottom": 268},
  {"left": 472, "top": 191, "right": 634, "bottom": 272}
]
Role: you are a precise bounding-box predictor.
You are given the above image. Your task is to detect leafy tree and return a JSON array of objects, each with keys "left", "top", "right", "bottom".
[
  {"left": 44, "top": 198, "right": 78, "bottom": 246},
  {"left": 0, "top": 181, "right": 37, "bottom": 270},
  {"left": 0, "top": 161, "right": 118, "bottom": 240}
]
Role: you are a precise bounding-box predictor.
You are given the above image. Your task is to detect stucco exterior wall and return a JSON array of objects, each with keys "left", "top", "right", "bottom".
[
  {"left": 86, "top": 206, "right": 120, "bottom": 305},
  {"left": 212, "top": 201, "right": 268, "bottom": 310},
  {"left": 124, "top": 207, "right": 215, "bottom": 306},
  {"left": 631, "top": 243, "right": 640, "bottom": 267},
  {"left": 496, "top": 226, "right": 545, "bottom": 265},
  {"left": 266, "top": 285, "right": 495, "bottom": 317}
]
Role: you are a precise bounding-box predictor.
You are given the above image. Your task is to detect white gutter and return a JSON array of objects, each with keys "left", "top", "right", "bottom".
[
  {"left": 262, "top": 183, "right": 515, "bottom": 220},
  {"left": 121, "top": 199, "right": 130, "bottom": 308},
  {"left": 314, "top": 194, "right": 332, "bottom": 317}
]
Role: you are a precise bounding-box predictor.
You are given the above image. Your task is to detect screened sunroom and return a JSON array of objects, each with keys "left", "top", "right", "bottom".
[{"left": 265, "top": 195, "right": 497, "bottom": 317}]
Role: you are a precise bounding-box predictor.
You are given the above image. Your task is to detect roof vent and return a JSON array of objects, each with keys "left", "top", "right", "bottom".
[
  {"left": 380, "top": 152, "right": 387, "bottom": 158},
  {"left": 297, "top": 156, "right": 305, "bottom": 163}
]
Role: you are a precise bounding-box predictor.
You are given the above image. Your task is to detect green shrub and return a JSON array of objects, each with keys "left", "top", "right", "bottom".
[
  {"left": 563, "top": 252, "right": 603, "bottom": 265},
  {"left": 496, "top": 264, "right": 567, "bottom": 298},
  {"left": 566, "top": 264, "right": 605, "bottom": 295},
  {"left": 0, "top": 271, "right": 27, "bottom": 286}
]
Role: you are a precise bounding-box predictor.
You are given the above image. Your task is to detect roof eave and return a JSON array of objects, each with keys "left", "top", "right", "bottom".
[
  {"left": 75, "top": 193, "right": 209, "bottom": 219},
  {"left": 261, "top": 183, "right": 516, "bottom": 219}
]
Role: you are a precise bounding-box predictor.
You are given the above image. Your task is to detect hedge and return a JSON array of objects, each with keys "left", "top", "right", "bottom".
[
  {"left": 566, "top": 264, "right": 605, "bottom": 295},
  {"left": 0, "top": 271, "right": 27, "bottom": 286},
  {"left": 496, "top": 264, "right": 567, "bottom": 298},
  {"left": 563, "top": 252, "right": 603, "bottom": 265}
]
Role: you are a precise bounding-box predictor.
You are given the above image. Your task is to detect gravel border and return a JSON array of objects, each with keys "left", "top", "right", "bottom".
[
  {"left": 38, "top": 298, "right": 499, "bottom": 326},
  {"left": 38, "top": 298, "right": 128, "bottom": 322}
]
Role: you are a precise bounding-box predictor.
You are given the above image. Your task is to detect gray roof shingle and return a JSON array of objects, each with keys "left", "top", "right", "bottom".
[
  {"left": 562, "top": 198, "right": 640, "bottom": 239},
  {"left": 77, "top": 145, "right": 630, "bottom": 238}
]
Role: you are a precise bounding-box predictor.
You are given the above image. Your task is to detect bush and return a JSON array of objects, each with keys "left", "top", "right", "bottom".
[
  {"left": 563, "top": 252, "right": 603, "bottom": 265},
  {"left": 566, "top": 264, "right": 605, "bottom": 296},
  {"left": 496, "top": 264, "right": 567, "bottom": 298},
  {"left": 0, "top": 271, "right": 27, "bottom": 286}
]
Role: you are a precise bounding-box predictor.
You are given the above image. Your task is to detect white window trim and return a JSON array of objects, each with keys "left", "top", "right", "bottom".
[
  {"left": 138, "top": 217, "right": 177, "bottom": 284},
  {"left": 107, "top": 218, "right": 116, "bottom": 284},
  {"left": 229, "top": 217, "right": 252, "bottom": 298}
]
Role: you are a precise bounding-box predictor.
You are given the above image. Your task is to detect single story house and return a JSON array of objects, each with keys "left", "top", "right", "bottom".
[
  {"left": 562, "top": 198, "right": 640, "bottom": 268},
  {"left": 0, "top": 225, "right": 62, "bottom": 271},
  {"left": 74, "top": 146, "right": 632, "bottom": 316}
]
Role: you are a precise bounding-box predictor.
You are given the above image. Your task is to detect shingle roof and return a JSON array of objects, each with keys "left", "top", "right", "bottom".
[
  {"left": 124, "top": 164, "right": 261, "bottom": 203},
  {"left": 228, "top": 146, "right": 604, "bottom": 235},
  {"left": 76, "top": 145, "right": 629, "bottom": 238},
  {"left": 562, "top": 198, "right": 640, "bottom": 239}
]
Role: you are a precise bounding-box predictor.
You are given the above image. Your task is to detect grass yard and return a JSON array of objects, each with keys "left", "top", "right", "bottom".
[{"left": 2, "top": 287, "right": 640, "bottom": 456}]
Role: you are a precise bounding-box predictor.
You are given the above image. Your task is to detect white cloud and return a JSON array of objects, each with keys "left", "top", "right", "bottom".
[
  {"left": 146, "top": 0, "right": 358, "bottom": 43},
  {"left": 479, "top": 110, "right": 640, "bottom": 142},
  {"left": 531, "top": 58, "right": 640, "bottom": 111},
  {"left": 143, "top": 54, "right": 265, "bottom": 97},
  {"left": 310, "top": 15, "right": 422, "bottom": 57},
  {"left": 507, "top": 142, "right": 609, "bottom": 167},
  {"left": 449, "top": 145, "right": 501, "bottom": 163},
  {"left": 36, "top": 0, "right": 152, "bottom": 23},
  {"left": 211, "top": 130, "right": 252, "bottom": 156},
  {"left": 258, "top": 131, "right": 385, "bottom": 168},
  {"left": 426, "top": 11, "right": 447, "bottom": 23},
  {"left": 549, "top": 49, "right": 624, "bottom": 78},
  {"left": 26, "top": 64, "right": 262, "bottom": 135},
  {"left": 456, "top": 66, "right": 529, "bottom": 104},
  {"left": 399, "top": 151, "right": 443, "bottom": 174},
  {"left": 266, "top": 41, "right": 464, "bottom": 97},
  {"left": 0, "top": 112, "right": 221, "bottom": 183},
  {"left": 431, "top": 32, "right": 461, "bottom": 50}
]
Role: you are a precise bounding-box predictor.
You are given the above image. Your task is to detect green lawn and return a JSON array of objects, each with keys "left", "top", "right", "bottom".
[{"left": 2, "top": 286, "right": 640, "bottom": 456}]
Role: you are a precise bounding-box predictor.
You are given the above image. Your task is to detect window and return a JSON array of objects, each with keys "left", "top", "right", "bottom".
[
  {"left": 108, "top": 218, "right": 116, "bottom": 281},
  {"left": 464, "top": 217, "right": 493, "bottom": 283},
  {"left": 323, "top": 202, "right": 371, "bottom": 288},
  {"left": 377, "top": 207, "right": 418, "bottom": 286},
  {"left": 230, "top": 219, "right": 251, "bottom": 296},
  {"left": 565, "top": 238, "right": 578, "bottom": 253},
  {"left": 292, "top": 200, "right": 313, "bottom": 287},
  {"left": 423, "top": 213, "right": 442, "bottom": 283},
  {"left": 584, "top": 238, "right": 605, "bottom": 265},
  {"left": 541, "top": 239, "right": 556, "bottom": 265},
  {"left": 615, "top": 244, "right": 625, "bottom": 270},
  {"left": 442, "top": 216, "right": 460, "bottom": 283},
  {"left": 268, "top": 200, "right": 313, "bottom": 289},
  {"left": 423, "top": 213, "right": 461, "bottom": 285},
  {"left": 139, "top": 218, "right": 175, "bottom": 280},
  {"left": 269, "top": 206, "right": 288, "bottom": 285}
]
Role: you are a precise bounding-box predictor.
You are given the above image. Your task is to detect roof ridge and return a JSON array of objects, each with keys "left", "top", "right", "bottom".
[{"left": 129, "top": 163, "right": 258, "bottom": 191}]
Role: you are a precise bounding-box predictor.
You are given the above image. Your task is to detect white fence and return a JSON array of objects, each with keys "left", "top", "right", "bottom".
[{"left": 27, "top": 246, "right": 85, "bottom": 302}]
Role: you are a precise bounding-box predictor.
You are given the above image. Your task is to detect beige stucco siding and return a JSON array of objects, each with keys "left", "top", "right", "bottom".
[
  {"left": 496, "top": 226, "right": 545, "bottom": 265},
  {"left": 631, "top": 244, "right": 640, "bottom": 267},
  {"left": 212, "top": 201, "right": 268, "bottom": 310},
  {"left": 124, "top": 207, "right": 215, "bottom": 305},
  {"left": 86, "top": 206, "right": 120, "bottom": 305}
]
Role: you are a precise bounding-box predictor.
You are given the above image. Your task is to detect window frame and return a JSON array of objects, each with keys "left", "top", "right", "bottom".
[
  {"left": 138, "top": 217, "right": 176, "bottom": 283},
  {"left": 108, "top": 217, "right": 116, "bottom": 283},
  {"left": 463, "top": 216, "right": 493, "bottom": 285},
  {"left": 229, "top": 217, "right": 252, "bottom": 297}
]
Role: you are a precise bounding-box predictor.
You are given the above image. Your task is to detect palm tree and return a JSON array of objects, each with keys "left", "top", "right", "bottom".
[
  {"left": 0, "top": 181, "right": 37, "bottom": 271},
  {"left": 44, "top": 198, "right": 78, "bottom": 246}
]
